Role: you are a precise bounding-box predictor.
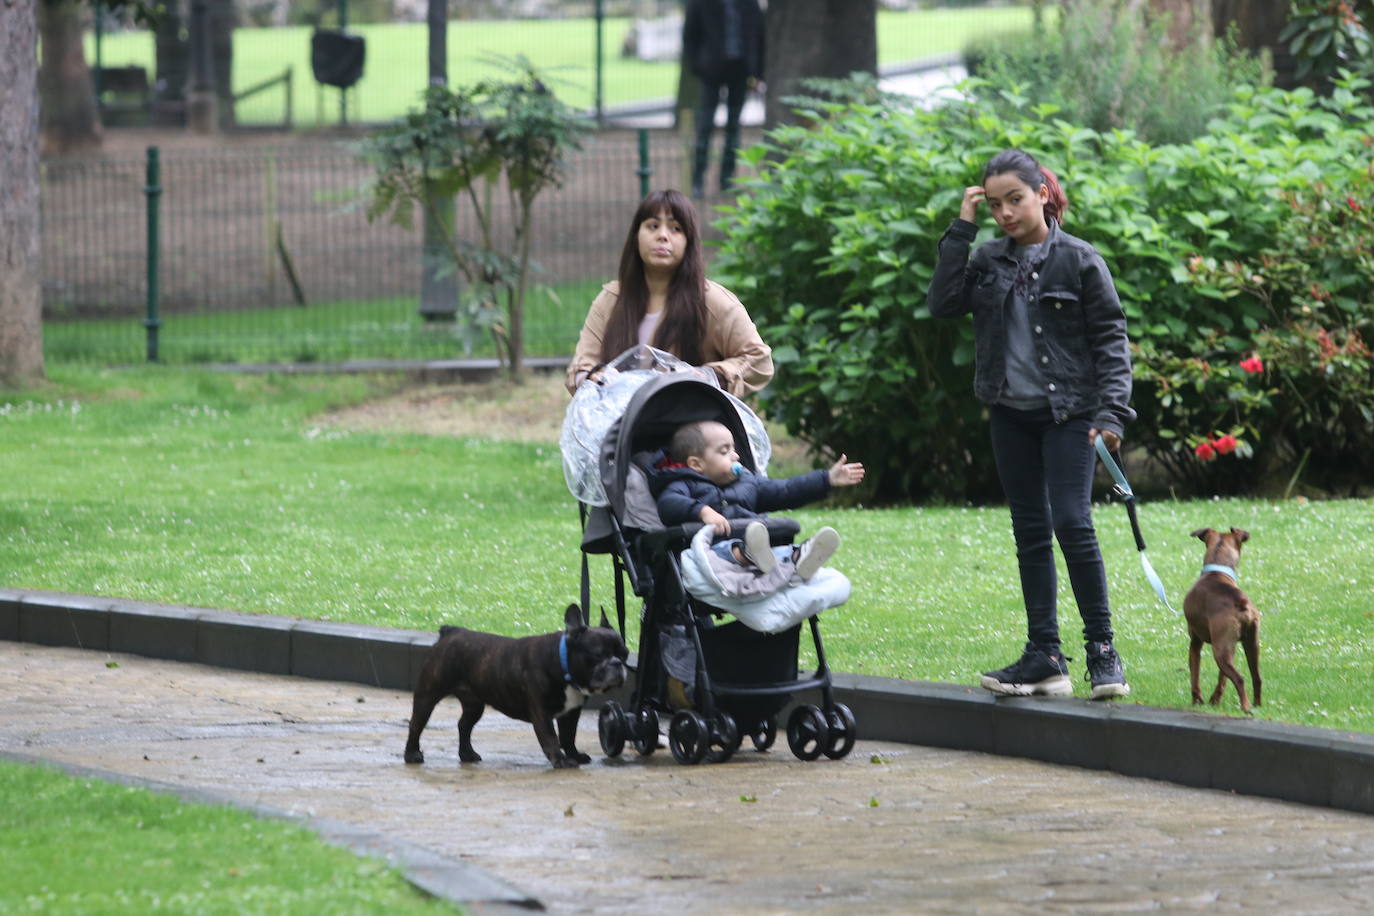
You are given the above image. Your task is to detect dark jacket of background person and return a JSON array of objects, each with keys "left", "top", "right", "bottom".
[
  {"left": 683, "top": 0, "right": 765, "bottom": 83},
  {"left": 645, "top": 451, "right": 830, "bottom": 527},
  {"left": 926, "top": 217, "right": 1136, "bottom": 438}
]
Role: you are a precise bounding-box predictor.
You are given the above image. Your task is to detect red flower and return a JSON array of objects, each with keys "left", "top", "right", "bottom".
[
  {"left": 1213, "top": 435, "right": 1238, "bottom": 455},
  {"left": 1239, "top": 356, "right": 1264, "bottom": 374},
  {"left": 1195, "top": 441, "right": 1217, "bottom": 461},
  {"left": 1348, "top": 196, "right": 1363, "bottom": 212}
]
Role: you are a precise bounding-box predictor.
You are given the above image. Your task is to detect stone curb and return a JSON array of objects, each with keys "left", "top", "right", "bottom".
[{"left": 5, "top": 586, "right": 1374, "bottom": 827}]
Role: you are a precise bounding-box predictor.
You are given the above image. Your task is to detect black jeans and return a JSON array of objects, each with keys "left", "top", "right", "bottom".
[
  {"left": 692, "top": 59, "right": 749, "bottom": 193},
  {"left": 988, "top": 404, "right": 1114, "bottom": 651}
]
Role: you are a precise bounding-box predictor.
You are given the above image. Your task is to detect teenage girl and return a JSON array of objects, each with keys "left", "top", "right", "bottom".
[
  {"left": 565, "top": 189, "right": 773, "bottom": 397},
  {"left": 927, "top": 148, "right": 1135, "bottom": 700}
]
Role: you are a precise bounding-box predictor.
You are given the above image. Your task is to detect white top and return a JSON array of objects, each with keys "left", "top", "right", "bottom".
[{"left": 638, "top": 311, "right": 663, "bottom": 345}]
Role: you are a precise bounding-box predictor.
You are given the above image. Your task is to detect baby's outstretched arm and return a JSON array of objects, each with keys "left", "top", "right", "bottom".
[{"left": 828, "top": 454, "right": 865, "bottom": 487}]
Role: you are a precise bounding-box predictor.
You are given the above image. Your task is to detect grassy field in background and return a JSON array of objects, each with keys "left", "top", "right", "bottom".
[
  {"left": 43, "top": 282, "right": 602, "bottom": 365},
  {"left": 3, "top": 366, "right": 1373, "bottom": 734},
  {"left": 86, "top": 6, "right": 1031, "bottom": 126},
  {"left": 0, "top": 760, "right": 455, "bottom": 913}
]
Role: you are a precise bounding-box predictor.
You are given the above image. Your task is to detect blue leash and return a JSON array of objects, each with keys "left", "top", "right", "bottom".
[{"left": 1095, "top": 437, "right": 1177, "bottom": 614}]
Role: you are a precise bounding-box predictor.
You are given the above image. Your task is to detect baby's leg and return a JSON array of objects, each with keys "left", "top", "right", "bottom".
[{"left": 710, "top": 537, "right": 749, "bottom": 567}]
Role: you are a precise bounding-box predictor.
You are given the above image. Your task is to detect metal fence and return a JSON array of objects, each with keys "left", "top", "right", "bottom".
[
  {"left": 86, "top": 2, "right": 1027, "bottom": 129},
  {"left": 41, "top": 127, "right": 709, "bottom": 365},
  {"left": 58, "top": 3, "right": 1023, "bottom": 364}
]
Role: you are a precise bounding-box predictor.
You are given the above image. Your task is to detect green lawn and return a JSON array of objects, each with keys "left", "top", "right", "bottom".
[
  {"left": 87, "top": 6, "right": 1031, "bottom": 127},
  {"left": 3, "top": 366, "right": 1373, "bottom": 734},
  {"left": 0, "top": 760, "right": 456, "bottom": 913}
]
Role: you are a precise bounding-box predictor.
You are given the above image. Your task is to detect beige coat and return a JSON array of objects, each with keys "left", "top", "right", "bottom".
[{"left": 564, "top": 280, "right": 774, "bottom": 397}]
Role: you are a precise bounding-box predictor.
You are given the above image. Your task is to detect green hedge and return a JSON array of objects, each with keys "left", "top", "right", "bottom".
[{"left": 715, "top": 75, "right": 1374, "bottom": 502}]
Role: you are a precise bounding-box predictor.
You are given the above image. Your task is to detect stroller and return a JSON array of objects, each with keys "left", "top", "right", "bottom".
[{"left": 562, "top": 349, "right": 857, "bottom": 765}]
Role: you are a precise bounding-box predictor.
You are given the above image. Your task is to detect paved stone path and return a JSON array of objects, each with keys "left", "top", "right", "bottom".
[{"left": 3, "top": 641, "right": 1372, "bottom": 914}]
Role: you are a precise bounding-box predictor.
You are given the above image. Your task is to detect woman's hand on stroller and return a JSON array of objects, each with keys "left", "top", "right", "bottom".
[
  {"left": 586, "top": 365, "right": 620, "bottom": 386},
  {"left": 828, "top": 454, "right": 866, "bottom": 487},
  {"left": 699, "top": 505, "right": 732, "bottom": 537}
]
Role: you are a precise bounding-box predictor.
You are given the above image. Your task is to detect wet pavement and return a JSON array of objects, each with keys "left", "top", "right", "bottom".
[{"left": 4, "top": 640, "right": 1373, "bottom": 914}]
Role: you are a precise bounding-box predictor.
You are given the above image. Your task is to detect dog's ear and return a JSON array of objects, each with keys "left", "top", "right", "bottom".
[
  {"left": 597, "top": 606, "right": 612, "bottom": 630},
  {"left": 1190, "top": 528, "right": 1212, "bottom": 541},
  {"left": 1231, "top": 527, "right": 1250, "bottom": 544},
  {"left": 564, "top": 603, "right": 585, "bottom": 631}
]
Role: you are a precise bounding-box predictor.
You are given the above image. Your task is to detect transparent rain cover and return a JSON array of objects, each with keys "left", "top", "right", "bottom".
[{"left": 559, "top": 345, "right": 771, "bottom": 506}]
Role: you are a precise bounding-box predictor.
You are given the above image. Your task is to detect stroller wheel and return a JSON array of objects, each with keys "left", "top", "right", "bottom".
[
  {"left": 631, "top": 705, "right": 659, "bottom": 757},
  {"left": 822, "top": 703, "right": 857, "bottom": 760},
  {"left": 598, "top": 701, "right": 627, "bottom": 758},
  {"left": 786, "top": 704, "right": 831, "bottom": 762},
  {"left": 668, "top": 710, "right": 709, "bottom": 765},
  {"left": 705, "top": 711, "right": 740, "bottom": 764},
  {"left": 749, "top": 718, "right": 777, "bottom": 752}
]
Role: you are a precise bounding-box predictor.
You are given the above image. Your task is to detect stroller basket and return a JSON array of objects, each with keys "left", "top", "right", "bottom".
[{"left": 699, "top": 620, "right": 801, "bottom": 727}]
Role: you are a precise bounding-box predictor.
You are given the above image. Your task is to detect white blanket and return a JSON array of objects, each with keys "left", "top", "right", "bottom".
[{"left": 679, "top": 525, "right": 851, "bottom": 634}]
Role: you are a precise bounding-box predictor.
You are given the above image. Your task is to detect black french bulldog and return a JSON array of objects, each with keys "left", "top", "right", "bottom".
[{"left": 404, "top": 603, "right": 628, "bottom": 769}]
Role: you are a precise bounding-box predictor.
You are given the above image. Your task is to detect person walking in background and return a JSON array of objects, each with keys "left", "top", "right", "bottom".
[
  {"left": 682, "top": 0, "right": 765, "bottom": 199},
  {"left": 565, "top": 188, "right": 773, "bottom": 397},
  {"left": 927, "top": 148, "right": 1136, "bottom": 701}
]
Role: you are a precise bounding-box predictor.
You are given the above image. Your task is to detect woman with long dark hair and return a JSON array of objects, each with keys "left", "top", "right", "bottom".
[
  {"left": 565, "top": 189, "right": 772, "bottom": 396},
  {"left": 928, "top": 148, "right": 1136, "bottom": 701}
]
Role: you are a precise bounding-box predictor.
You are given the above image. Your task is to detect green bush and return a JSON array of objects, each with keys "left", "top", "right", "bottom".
[
  {"left": 1157, "top": 166, "right": 1374, "bottom": 495},
  {"left": 1282, "top": 0, "right": 1374, "bottom": 86},
  {"left": 715, "top": 75, "right": 1374, "bottom": 503},
  {"left": 965, "top": 0, "right": 1267, "bottom": 145},
  {"left": 713, "top": 81, "right": 998, "bottom": 503}
]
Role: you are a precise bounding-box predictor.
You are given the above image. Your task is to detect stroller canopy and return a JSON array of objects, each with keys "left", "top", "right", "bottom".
[{"left": 560, "top": 346, "right": 770, "bottom": 509}]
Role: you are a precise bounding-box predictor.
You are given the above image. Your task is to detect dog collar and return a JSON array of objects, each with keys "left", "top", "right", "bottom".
[
  {"left": 558, "top": 633, "right": 574, "bottom": 684},
  {"left": 1201, "top": 563, "right": 1239, "bottom": 582}
]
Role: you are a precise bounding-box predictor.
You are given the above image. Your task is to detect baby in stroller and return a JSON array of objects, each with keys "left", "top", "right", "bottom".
[
  {"left": 563, "top": 353, "right": 861, "bottom": 764},
  {"left": 645, "top": 419, "right": 864, "bottom": 597}
]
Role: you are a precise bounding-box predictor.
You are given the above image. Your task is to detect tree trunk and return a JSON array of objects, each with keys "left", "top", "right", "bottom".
[
  {"left": 763, "top": 0, "right": 878, "bottom": 129},
  {"left": 1147, "top": 0, "right": 1212, "bottom": 48},
  {"left": 1211, "top": 0, "right": 1298, "bottom": 87},
  {"left": 0, "top": 0, "right": 46, "bottom": 387},
  {"left": 211, "top": 0, "right": 235, "bottom": 128},
  {"left": 38, "top": 0, "right": 102, "bottom": 154}
]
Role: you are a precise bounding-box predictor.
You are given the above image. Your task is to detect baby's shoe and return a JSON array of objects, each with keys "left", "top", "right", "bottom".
[
  {"left": 793, "top": 527, "right": 840, "bottom": 580},
  {"left": 742, "top": 521, "right": 777, "bottom": 574}
]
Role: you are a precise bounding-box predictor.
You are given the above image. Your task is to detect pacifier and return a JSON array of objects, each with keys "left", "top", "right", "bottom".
[{"left": 731, "top": 462, "right": 744, "bottom": 479}]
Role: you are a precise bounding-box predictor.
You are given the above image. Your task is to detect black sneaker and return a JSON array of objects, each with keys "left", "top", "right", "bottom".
[
  {"left": 1085, "top": 641, "right": 1131, "bottom": 700},
  {"left": 980, "top": 643, "right": 1072, "bottom": 696}
]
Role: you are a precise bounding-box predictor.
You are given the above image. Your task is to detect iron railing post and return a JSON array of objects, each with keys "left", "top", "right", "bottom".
[
  {"left": 144, "top": 147, "right": 162, "bottom": 362},
  {"left": 637, "top": 128, "right": 653, "bottom": 198},
  {"left": 594, "top": 0, "right": 605, "bottom": 125}
]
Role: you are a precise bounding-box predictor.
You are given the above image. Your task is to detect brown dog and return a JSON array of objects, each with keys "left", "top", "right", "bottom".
[{"left": 1182, "top": 527, "right": 1261, "bottom": 713}]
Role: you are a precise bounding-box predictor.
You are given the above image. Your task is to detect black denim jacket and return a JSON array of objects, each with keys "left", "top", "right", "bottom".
[{"left": 926, "top": 217, "right": 1135, "bottom": 437}]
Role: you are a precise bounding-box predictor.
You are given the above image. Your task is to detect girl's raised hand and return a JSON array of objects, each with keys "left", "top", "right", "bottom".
[{"left": 959, "top": 186, "right": 986, "bottom": 223}]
